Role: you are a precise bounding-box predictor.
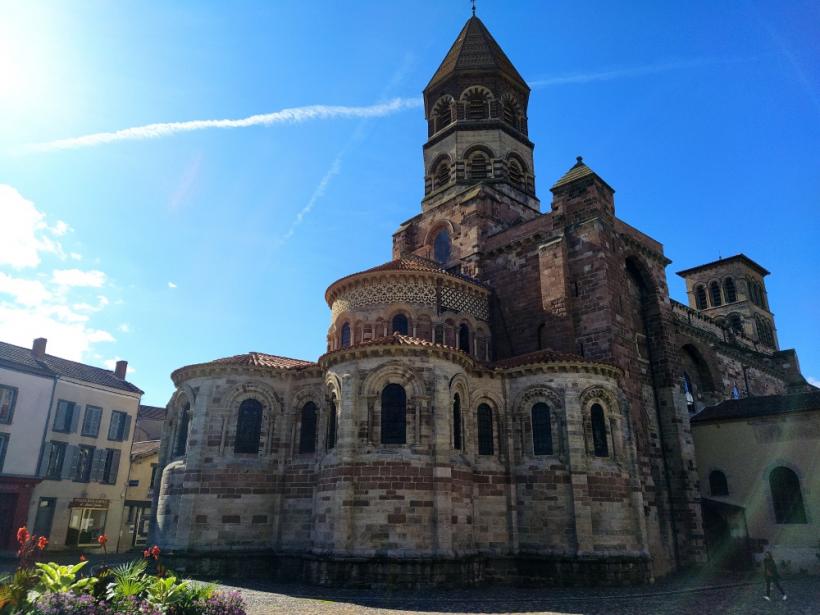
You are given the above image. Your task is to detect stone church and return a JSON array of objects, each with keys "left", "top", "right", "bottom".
[{"left": 154, "top": 15, "right": 811, "bottom": 585}]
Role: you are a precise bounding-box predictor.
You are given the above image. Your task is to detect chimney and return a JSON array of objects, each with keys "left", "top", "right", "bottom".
[
  {"left": 32, "top": 338, "right": 47, "bottom": 359},
  {"left": 114, "top": 360, "right": 128, "bottom": 379}
]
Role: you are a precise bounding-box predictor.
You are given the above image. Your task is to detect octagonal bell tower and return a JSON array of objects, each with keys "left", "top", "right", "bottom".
[{"left": 421, "top": 16, "right": 538, "bottom": 211}]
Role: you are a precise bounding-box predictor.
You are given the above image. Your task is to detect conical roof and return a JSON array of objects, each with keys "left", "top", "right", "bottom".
[
  {"left": 551, "top": 156, "right": 613, "bottom": 192},
  {"left": 426, "top": 16, "right": 529, "bottom": 91}
]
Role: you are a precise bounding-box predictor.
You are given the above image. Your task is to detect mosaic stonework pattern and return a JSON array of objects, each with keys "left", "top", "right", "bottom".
[
  {"left": 332, "top": 281, "right": 437, "bottom": 319},
  {"left": 441, "top": 285, "right": 489, "bottom": 321}
]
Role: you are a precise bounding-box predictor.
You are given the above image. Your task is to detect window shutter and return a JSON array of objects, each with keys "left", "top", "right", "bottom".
[
  {"left": 37, "top": 442, "right": 52, "bottom": 477},
  {"left": 107, "top": 414, "right": 117, "bottom": 440},
  {"left": 121, "top": 415, "right": 131, "bottom": 441},
  {"left": 69, "top": 403, "right": 80, "bottom": 433},
  {"left": 90, "top": 448, "right": 107, "bottom": 482},
  {"left": 62, "top": 445, "right": 79, "bottom": 480},
  {"left": 108, "top": 449, "right": 121, "bottom": 484}
]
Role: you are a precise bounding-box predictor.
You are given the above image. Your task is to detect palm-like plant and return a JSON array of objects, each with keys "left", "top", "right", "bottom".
[{"left": 105, "top": 559, "right": 150, "bottom": 603}]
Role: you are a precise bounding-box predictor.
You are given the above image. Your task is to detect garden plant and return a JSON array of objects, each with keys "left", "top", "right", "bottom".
[{"left": 0, "top": 527, "right": 246, "bottom": 614}]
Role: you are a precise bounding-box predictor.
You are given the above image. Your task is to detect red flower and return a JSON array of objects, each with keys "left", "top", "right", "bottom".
[
  {"left": 150, "top": 545, "right": 160, "bottom": 560},
  {"left": 143, "top": 549, "right": 150, "bottom": 559},
  {"left": 37, "top": 536, "right": 48, "bottom": 550},
  {"left": 79, "top": 554, "right": 87, "bottom": 561},
  {"left": 97, "top": 534, "right": 108, "bottom": 545},
  {"left": 16, "top": 527, "right": 30, "bottom": 545}
]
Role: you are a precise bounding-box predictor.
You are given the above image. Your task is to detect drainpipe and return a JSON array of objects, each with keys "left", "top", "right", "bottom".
[{"left": 35, "top": 375, "right": 59, "bottom": 479}]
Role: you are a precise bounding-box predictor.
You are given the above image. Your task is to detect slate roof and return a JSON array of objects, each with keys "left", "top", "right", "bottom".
[
  {"left": 676, "top": 254, "right": 770, "bottom": 278},
  {"left": 135, "top": 405, "right": 166, "bottom": 442},
  {"left": 138, "top": 405, "right": 167, "bottom": 421},
  {"left": 0, "top": 339, "right": 142, "bottom": 394},
  {"left": 426, "top": 16, "right": 528, "bottom": 91},
  {"left": 551, "top": 156, "right": 613, "bottom": 192},
  {"left": 690, "top": 392, "right": 820, "bottom": 424}
]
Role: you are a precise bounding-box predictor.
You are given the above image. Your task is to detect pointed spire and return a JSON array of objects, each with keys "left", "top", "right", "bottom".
[
  {"left": 425, "top": 15, "right": 529, "bottom": 92},
  {"left": 551, "top": 156, "right": 614, "bottom": 192}
]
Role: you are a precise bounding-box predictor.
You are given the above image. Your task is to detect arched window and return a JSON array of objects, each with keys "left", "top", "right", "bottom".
[
  {"left": 452, "top": 393, "right": 462, "bottom": 450},
  {"left": 770, "top": 467, "right": 807, "bottom": 524},
  {"left": 508, "top": 158, "right": 523, "bottom": 187},
  {"left": 695, "top": 285, "right": 708, "bottom": 310},
  {"left": 458, "top": 324, "right": 470, "bottom": 353},
  {"left": 477, "top": 403, "right": 494, "bottom": 455},
  {"left": 234, "top": 399, "right": 263, "bottom": 454},
  {"left": 709, "top": 281, "right": 722, "bottom": 307},
  {"left": 709, "top": 470, "right": 729, "bottom": 496},
  {"left": 537, "top": 323, "right": 546, "bottom": 350},
  {"left": 434, "top": 229, "right": 451, "bottom": 264},
  {"left": 756, "top": 317, "right": 774, "bottom": 346},
  {"left": 340, "top": 322, "right": 351, "bottom": 348},
  {"left": 173, "top": 403, "right": 190, "bottom": 457},
  {"left": 724, "top": 278, "right": 737, "bottom": 303},
  {"left": 381, "top": 383, "right": 406, "bottom": 444},
  {"left": 465, "top": 89, "right": 489, "bottom": 120},
  {"left": 434, "top": 160, "right": 450, "bottom": 189},
  {"left": 326, "top": 400, "right": 337, "bottom": 450},
  {"left": 468, "top": 152, "right": 489, "bottom": 179},
  {"left": 531, "top": 402, "right": 553, "bottom": 455},
  {"left": 434, "top": 98, "right": 453, "bottom": 132},
  {"left": 728, "top": 313, "right": 743, "bottom": 334},
  {"left": 391, "top": 313, "right": 409, "bottom": 335},
  {"left": 591, "top": 403, "right": 608, "bottom": 457},
  {"left": 299, "top": 402, "right": 317, "bottom": 454}
]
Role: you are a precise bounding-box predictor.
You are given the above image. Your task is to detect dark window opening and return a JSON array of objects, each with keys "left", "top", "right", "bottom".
[
  {"left": 695, "top": 285, "right": 708, "bottom": 310},
  {"left": 531, "top": 402, "right": 553, "bottom": 455},
  {"left": 466, "top": 93, "right": 488, "bottom": 120},
  {"left": 452, "top": 394, "right": 462, "bottom": 450},
  {"left": 709, "top": 470, "right": 729, "bottom": 496},
  {"left": 728, "top": 313, "right": 743, "bottom": 334},
  {"left": 299, "top": 402, "right": 317, "bottom": 454},
  {"left": 74, "top": 445, "right": 95, "bottom": 483},
  {"left": 458, "top": 324, "right": 470, "bottom": 353},
  {"left": 477, "top": 403, "right": 494, "bottom": 455},
  {"left": 326, "top": 400, "right": 337, "bottom": 450},
  {"left": 434, "top": 325, "right": 444, "bottom": 344},
  {"left": 508, "top": 159, "right": 523, "bottom": 187},
  {"left": 468, "top": 153, "right": 489, "bottom": 179},
  {"left": 709, "top": 281, "right": 722, "bottom": 307},
  {"left": 341, "top": 323, "right": 351, "bottom": 348},
  {"left": 591, "top": 403, "right": 608, "bottom": 457},
  {"left": 381, "top": 384, "right": 406, "bottom": 445},
  {"left": 770, "top": 467, "right": 806, "bottom": 524},
  {"left": 537, "top": 324, "right": 546, "bottom": 350},
  {"left": 434, "top": 161, "right": 450, "bottom": 189},
  {"left": 173, "top": 404, "right": 190, "bottom": 457},
  {"left": 235, "top": 399, "right": 263, "bottom": 454},
  {"left": 724, "top": 278, "right": 737, "bottom": 302},
  {"left": 391, "top": 313, "right": 409, "bottom": 335},
  {"left": 434, "top": 229, "right": 451, "bottom": 264}
]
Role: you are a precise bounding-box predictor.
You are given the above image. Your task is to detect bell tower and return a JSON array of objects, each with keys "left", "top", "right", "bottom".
[{"left": 421, "top": 15, "right": 538, "bottom": 212}]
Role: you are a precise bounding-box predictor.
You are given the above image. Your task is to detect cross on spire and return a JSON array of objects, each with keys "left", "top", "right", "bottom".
[{"left": 471, "top": 0, "right": 476, "bottom": 17}]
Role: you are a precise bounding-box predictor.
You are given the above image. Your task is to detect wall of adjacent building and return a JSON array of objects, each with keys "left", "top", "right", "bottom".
[
  {"left": 27, "top": 378, "right": 140, "bottom": 553},
  {"left": 0, "top": 366, "right": 54, "bottom": 476},
  {"left": 693, "top": 413, "right": 820, "bottom": 573}
]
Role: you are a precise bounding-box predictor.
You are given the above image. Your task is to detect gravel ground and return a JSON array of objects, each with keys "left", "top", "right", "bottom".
[{"left": 214, "top": 576, "right": 818, "bottom": 614}]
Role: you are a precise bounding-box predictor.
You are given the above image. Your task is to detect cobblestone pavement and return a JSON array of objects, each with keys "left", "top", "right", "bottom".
[{"left": 216, "top": 577, "right": 818, "bottom": 614}]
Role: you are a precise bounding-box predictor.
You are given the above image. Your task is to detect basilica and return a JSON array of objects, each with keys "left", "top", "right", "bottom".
[{"left": 153, "top": 15, "right": 811, "bottom": 585}]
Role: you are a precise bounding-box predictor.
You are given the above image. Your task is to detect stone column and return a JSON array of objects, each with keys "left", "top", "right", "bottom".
[
  {"left": 431, "top": 371, "right": 454, "bottom": 556},
  {"left": 564, "top": 390, "right": 593, "bottom": 555}
]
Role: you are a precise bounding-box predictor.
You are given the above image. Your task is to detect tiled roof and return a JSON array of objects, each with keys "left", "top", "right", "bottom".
[
  {"left": 138, "top": 405, "right": 166, "bottom": 421},
  {"left": 328, "top": 256, "right": 489, "bottom": 298},
  {"left": 209, "top": 352, "right": 314, "bottom": 370},
  {"left": 551, "top": 156, "right": 612, "bottom": 191},
  {"left": 426, "top": 16, "right": 528, "bottom": 91},
  {"left": 131, "top": 440, "right": 160, "bottom": 458},
  {"left": 691, "top": 392, "right": 820, "bottom": 424},
  {"left": 0, "top": 339, "right": 143, "bottom": 394},
  {"left": 675, "top": 254, "right": 770, "bottom": 277},
  {"left": 493, "top": 348, "right": 593, "bottom": 369}
]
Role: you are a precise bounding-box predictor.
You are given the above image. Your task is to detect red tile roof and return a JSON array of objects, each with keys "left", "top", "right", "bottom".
[{"left": 210, "top": 352, "right": 315, "bottom": 369}]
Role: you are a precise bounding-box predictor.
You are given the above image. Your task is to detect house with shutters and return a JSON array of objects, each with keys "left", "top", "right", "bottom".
[{"left": 0, "top": 338, "right": 142, "bottom": 553}]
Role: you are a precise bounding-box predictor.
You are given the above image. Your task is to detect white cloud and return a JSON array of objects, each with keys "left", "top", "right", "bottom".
[
  {"left": 104, "top": 357, "right": 135, "bottom": 374},
  {"left": 69, "top": 252, "right": 82, "bottom": 261},
  {"left": 52, "top": 269, "right": 106, "bottom": 287},
  {"left": 117, "top": 323, "right": 131, "bottom": 333},
  {"left": 0, "top": 272, "right": 51, "bottom": 306},
  {"left": 26, "top": 97, "right": 423, "bottom": 152},
  {"left": 0, "top": 184, "right": 67, "bottom": 268},
  {"left": 167, "top": 282, "right": 177, "bottom": 289},
  {"left": 0, "top": 186, "right": 116, "bottom": 362}
]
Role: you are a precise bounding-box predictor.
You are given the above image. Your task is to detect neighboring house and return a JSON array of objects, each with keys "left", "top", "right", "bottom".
[
  {"left": 0, "top": 339, "right": 55, "bottom": 550},
  {"left": 120, "top": 405, "right": 165, "bottom": 549},
  {"left": 0, "top": 338, "right": 143, "bottom": 554},
  {"left": 121, "top": 440, "right": 160, "bottom": 550},
  {"left": 692, "top": 391, "right": 820, "bottom": 573}
]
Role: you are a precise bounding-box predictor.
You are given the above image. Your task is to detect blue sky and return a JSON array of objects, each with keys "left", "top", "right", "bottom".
[{"left": 0, "top": 1, "right": 818, "bottom": 406}]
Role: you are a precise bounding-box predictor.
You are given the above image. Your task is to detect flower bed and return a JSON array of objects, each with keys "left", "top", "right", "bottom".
[{"left": 0, "top": 527, "right": 246, "bottom": 615}]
